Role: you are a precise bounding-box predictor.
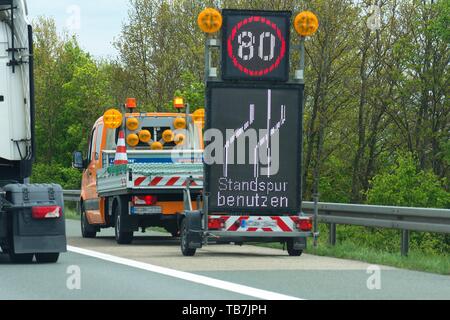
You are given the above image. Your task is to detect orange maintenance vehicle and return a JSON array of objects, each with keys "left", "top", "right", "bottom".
[{"left": 73, "top": 98, "right": 205, "bottom": 244}]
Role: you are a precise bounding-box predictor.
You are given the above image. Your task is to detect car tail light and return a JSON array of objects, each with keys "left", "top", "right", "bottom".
[
  {"left": 32, "top": 206, "right": 62, "bottom": 219},
  {"left": 208, "top": 217, "right": 226, "bottom": 230},
  {"left": 132, "top": 195, "right": 157, "bottom": 206}
]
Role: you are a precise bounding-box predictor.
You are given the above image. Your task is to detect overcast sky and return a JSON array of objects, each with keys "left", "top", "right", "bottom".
[{"left": 27, "top": 0, "right": 130, "bottom": 58}]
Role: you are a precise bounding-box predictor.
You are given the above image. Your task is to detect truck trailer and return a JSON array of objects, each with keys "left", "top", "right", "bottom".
[{"left": 0, "top": 0, "right": 66, "bottom": 263}]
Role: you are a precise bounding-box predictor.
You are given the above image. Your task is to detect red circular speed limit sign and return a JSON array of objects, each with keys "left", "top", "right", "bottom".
[{"left": 222, "top": 10, "right": 291, "bottom": 82}]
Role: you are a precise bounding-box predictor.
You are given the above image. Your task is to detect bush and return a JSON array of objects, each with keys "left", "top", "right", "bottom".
[
  {"left": 365, "top": 152, "right": 450, "bottom": 255},
  {"left": 31, "top": 163, "right": 82, "bottom": 190},
  {"left": 367, "top": 152, "right": 449, "bottom": 208}
]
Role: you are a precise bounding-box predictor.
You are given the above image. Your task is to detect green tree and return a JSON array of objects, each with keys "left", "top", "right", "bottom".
[{"left": 33, "top": 17, "right": 115, "bottom": 166}]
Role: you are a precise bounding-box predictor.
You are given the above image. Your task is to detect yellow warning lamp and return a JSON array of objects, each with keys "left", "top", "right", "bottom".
[
  {"left": 126, "top": 117, "right": 139, "bottom": 131},
  {"left": 162, "top": 130, "right": 174, "bottom": 143},
  {"left": 103, "top": 109, "right": 123, "bottom": 129},
  {"left": 138, "top": 130, "right": 151, "bottom": 143},
  {"left": 126, "top": 133, "right": 139, "bottom": 147},
  {"left": 294, "top": 11, "right": 319, "bottom": 37},
  {"left": 174, "top": 133, "right": 186, "bottom": 146},
  {"left": 197, "top": 8, "right": 222, "bottom": 34},
  {"left": 173, "top": 97, "right": 185, "bottom": 110},
  {"left": 151, "top": 141, "right": 163, "bottom": 150},
  {"left": 126, "top": 98, "right": 137, "bottom": 109},
  {"left": 173, "top": 117, "right": 187, "bottom": 130},
  {"left": 192, "top": 108, "right": 205, "bottom": 129}
]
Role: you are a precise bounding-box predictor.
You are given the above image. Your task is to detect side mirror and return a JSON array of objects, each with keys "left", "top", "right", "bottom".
[{"left": 72, "top": 151, "right": 85, "bottom": 170}]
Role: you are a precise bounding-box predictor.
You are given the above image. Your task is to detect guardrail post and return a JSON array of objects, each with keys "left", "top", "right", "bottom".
[
  {"left": 329, "top": 222, "right": 336, "bottom": 246},
  {"left": 313, "top": 194, "right": 319, "bottom": 248},
  {"left": 401, "top": 230, "right": 410, "bottom": 256}
]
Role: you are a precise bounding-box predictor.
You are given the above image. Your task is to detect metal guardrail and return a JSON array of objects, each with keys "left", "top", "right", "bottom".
[
  {"left": 302, "top": 202, "right": 450, "bottom": 255},
  {"left": 63, "top": 190, "right": 81, "bottom": 202},
  {"left": 64, "top": 190, "right": 450, "bottom": 256}
]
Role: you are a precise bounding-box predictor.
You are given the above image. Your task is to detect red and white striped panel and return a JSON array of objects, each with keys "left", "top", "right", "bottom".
[
  {"left": 134, "top": 176, "right": 203, "bottom": 188},
  {"left": 210, "top": 216, "right": 306, "bottom": 232}
]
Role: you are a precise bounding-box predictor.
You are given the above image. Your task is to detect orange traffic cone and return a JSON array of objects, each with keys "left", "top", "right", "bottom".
[{"left": 114, "top": 131, "right": 128, "bottom": 165}]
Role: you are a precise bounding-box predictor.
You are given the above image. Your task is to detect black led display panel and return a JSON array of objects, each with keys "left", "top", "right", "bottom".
[
  {"left": 221, "top": 10, "right": 291, "bottom": 82},
  {"left": 205, "top": 82, "right": 304, "bottom": 214}
]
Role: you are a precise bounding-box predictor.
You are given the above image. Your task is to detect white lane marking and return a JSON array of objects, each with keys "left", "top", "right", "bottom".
[{"left": 67, "top": 245, "right": 302, "bottom": 301}]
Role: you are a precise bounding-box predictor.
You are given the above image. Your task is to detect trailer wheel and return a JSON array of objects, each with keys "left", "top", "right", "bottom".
[
  {"left": 35, "top": 253, "right": 60, "bottom": 264},
  {"left": 81, "top": 205, "right": 97, "bottom": 239},
  {"left": 9, "top": 252, "right": 33, "bottom": 264},
  {"left": 180, "top": 218, "right": 196, "bottom": 257},
  {"left": 114, "top": 199, "right": 133, "bottom": 245},
  {"left": 287, "top": 239, "right": 303, "bottom": 257}
]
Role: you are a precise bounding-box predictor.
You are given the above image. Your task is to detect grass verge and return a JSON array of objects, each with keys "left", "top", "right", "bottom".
[
  {"left": 258, "top": 240, "right": 450, "bottom": 275},
  {"left": 64, "top": 208, "right": 79, "bottom": 221}
]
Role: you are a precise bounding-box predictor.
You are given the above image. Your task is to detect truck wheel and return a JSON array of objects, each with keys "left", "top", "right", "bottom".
[
  {"left": 9, "top": 252, "right": 34, "bottom": 264},
  {"left": 81, "top": 207, "right": 97, "bottom": 239},
  {"left": 287, "top": 239, "right": 303, "bottom": 257},
  {"left": 35, "top": 253, "right": 60, "bottom": 263},
  {"left": 114, "top": 199, "right": 133, "bottom": 245},
  {"left": 180, "top": 218, "right": 196, "bottom": 257}
]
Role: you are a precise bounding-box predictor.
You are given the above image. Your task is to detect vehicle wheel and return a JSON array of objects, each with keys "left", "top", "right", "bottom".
[
  {"left": 81, "top": 206, "right": 97, "bottom": 239},
  {"left": 287, "top": 239, "right": 303, "bottom": 257},
  {"left": 180, "top": 218, "right": 196, "bottom": 257},
  {"left": 35, "top": 253, "right": 60, "bottom": 263},
  {"left": 114, "top": 200, "right": 133, "bottom": 245},
  {"left": 9, "top": 252, "right": 34, "bottom": 264}
]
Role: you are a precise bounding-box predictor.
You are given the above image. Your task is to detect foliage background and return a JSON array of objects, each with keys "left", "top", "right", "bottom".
[{"left": 30, "top": 0, "right": 449, "bottom": 255}]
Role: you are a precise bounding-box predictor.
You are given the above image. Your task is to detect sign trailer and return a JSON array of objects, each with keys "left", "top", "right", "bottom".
[{"left": 180, "top": 8, "right": 319, "bottom": 257}]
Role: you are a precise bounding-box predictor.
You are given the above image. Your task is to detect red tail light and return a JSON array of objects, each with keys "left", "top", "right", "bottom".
[
  {"left": 32, "top": 206, "right": 62, "bottom": 219},
  {"left": 298, "top": 219, "right": 313, "bottom": 231},
  {"left": 208, "top": 217, "right": 226, "bottom": 230},
  {"left": 291, "top": 216, "right": 313, "bottom": 231},
  {"left": 133, "top": 195, "right": 157, "bottom": 206}
]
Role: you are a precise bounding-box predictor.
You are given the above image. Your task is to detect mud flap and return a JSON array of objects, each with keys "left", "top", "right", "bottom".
[
  {"left": 292, "top": 237, "right": 307, "bottom": 250},
  {"left": 0, "top": 211, "right": 7, "bottom": 239},
  {"left": 9, "top": 208, "right": 67, "bottom": 254},
  {"left": 4, "top": 184, "right": 67, "bottom": 254},
  {"left": 185, "top": 211, "right": 203, "bottom": 249}
]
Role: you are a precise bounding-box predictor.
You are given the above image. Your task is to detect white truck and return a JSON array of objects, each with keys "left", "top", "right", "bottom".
[{"left": 0, "top": 0, "right": 66, "bottom": 263}]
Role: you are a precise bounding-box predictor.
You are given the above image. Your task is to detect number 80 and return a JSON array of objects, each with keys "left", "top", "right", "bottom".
[{"left": 237, "top": 31, "right": 276, "bottom": 62}]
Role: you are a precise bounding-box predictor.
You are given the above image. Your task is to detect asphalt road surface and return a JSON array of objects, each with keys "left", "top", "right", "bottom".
[{"left": 0, "top": 219, "right": 449, "bottom": 300}]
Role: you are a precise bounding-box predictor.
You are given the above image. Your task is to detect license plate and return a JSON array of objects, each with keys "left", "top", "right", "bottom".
[
  {"left": 130, "top": 206, "right": 162, "bottom": 215},
  {"left": 242, "top": 219, "right": 277, "bottom": 229}
]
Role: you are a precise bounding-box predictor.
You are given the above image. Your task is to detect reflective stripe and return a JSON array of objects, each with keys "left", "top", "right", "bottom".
[{"left": 209, "top": 216, "right": 300, "bottom": 232}]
